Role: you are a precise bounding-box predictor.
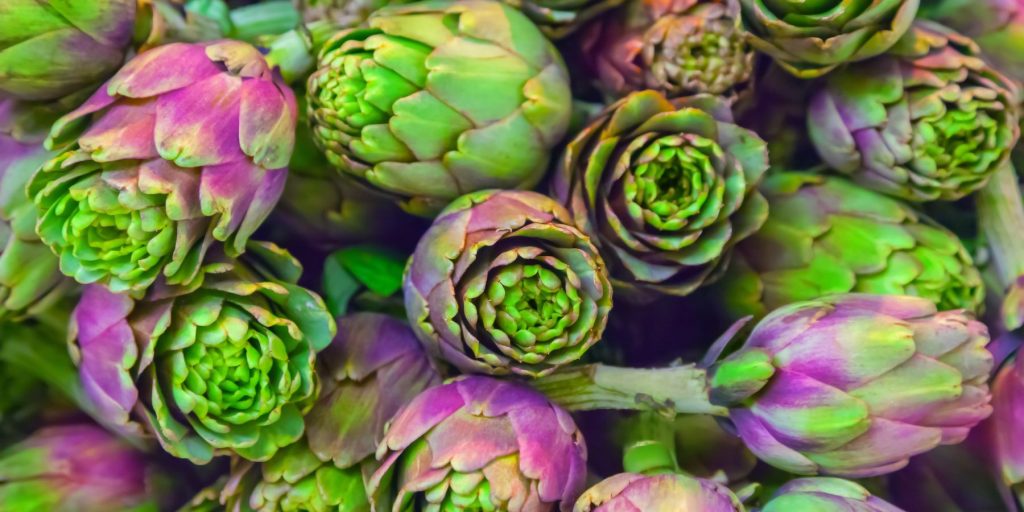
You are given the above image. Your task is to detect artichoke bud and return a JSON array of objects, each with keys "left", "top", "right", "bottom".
[
  {"left": 761, "top": 477, "right": 904, "bottom": 512},
  {"left": 709, "top": 348, "right": 775, "bottom": 406}
]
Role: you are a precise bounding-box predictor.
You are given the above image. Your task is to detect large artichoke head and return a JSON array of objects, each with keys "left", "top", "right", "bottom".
[
  {"left": 0, "top": 423, "right": 172, "bottom": 511},
  {"left": 69, "top": 243, "right": 335, "bottom": 464},
  {"left": 552, "top": 90, "right": 769, "bottom": 298},
  {"left": 30, "top": 40, "right": 297, "bottom": 294},
  {"left": 0, "top": 101, "right": 66, "bottom": 320},
  {"left": 991, "top": 353, "right": 1024, "bottom": 503},
  {"left": 809, "top": 22, "right": 1021, "bottom": 202},
  {"left": 0, "top": 0, "right": 138, "bottom": 101},
  {"left": 710, "top": 294, "right": 993, "bottom": 477},
  {"left": 720, "top": 173, "right": 984, "bottom": 318},
  {"left": 740, "top": 0, "right": 920, "bottom": 78},
  {"left": 572, "top": 472, "right": 743, "bottom": 511},
  {"left": 579, "top": 0, "right": 753, "bottom": 99},
  {"left": 306, "top": 0, "right": 572, "bottom": 216},
  {"left": 761, "top": 477, "right": 903, "bottom": 512},
  {"left": 368, "top": 376, "right": 588, "bottom": 512},
  {"left": 404, "top": 190, "right": 612, "bottom": 377}
]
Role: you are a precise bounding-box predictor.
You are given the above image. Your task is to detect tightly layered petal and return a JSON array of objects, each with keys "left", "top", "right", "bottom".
[
  {"left": 69, "top": 243, "right": 335, "bottom": 464},
  {"left": 720, "top": 172, "right": 984, "bottom": 318},
  {"left": 711, "top": 293, "right": 994, "bottom": 477},
  {"left": 369, "top": 376, "right": 588, "bottom": 512},
  {"left": 552, "top": 90, "right": 769, "bottom": 298},
  {"left": 306, "top": 0, "right": 572, "bottom": 216},
  {"left": 31, "top": 40, "right": 296, "bottom": 293},
  {"left": 572, "top": 472, "right": 743, "bottom": 511},
  {"left": 762, "top": 477, "right": 904, "bottom": 511},
  {"left": 404, "top": 190, "right": 612, "bottom": 377}
]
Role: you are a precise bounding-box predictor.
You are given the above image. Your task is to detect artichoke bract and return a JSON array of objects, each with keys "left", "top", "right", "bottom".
[
  {"left": 710, "top": 294, "right": 993, "bottom": 477},
  {"left": 991, "top": 353, "right": 1024, "bottom": 504},
  {"left": 0, "top": 423, "right": 172, "bottom": 511},
  {"left": 720, "top": 173, "right": 984, "bottom": 318},
  {"left": 578, "top": 0, "right": 753, "bottom": 99},
  {"left": 405, "top": 190, "right": 612, "bottom": 377},
  {"left": 0, "top": 100, "right": 66, "bottom": 320},
  {"left": 761, "top": 477, "right": 903, "bottom": 512},
  {"left": 30, "top": 40, "right": 297, "bottom": 294},
  {"left": 740, "top": 0, "right": 920, "bottom": 78},
  {"left": 368, "top": 376, "right": 588, "bottom": 512},
  {"left": 809, "top": 22, "right": 1021, "bottom": 202},
  {"left": 70, "top": 243, "right": 335, "bottom": 464},
  {"left": 552, "top": 90, "right": 769, "bottom": 298},
  {"left": 306, "top": 0, "right": 572, "bottom": 216},
  {"left": 573, "top": 472, "right": 743, "bottom": 512},
  {"left": 0, "top": 0, "right": 138, "bottom": 101}
]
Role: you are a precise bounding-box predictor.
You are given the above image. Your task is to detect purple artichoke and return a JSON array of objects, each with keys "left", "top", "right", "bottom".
[
  {"left": 552, "top": 90, "right": 769, "bottom": 298},
  {"left": 761, "top": 477, "right": 903, "bottom": 512},
  {"left": 991, "top": 353, "right": 1024, "bottom": 505},
  {"left": 808, "top": 22, "right": 1020, "bottom": 202},
  {"left": 30, "top": 40, "right": 297, "bottom": 294},
  {"left": 368, "top": 376, "right": 588, "bottom": 511},
  {"left": 572, "top": 472, "right": 743, "bottom": 511},
  {"left": 69, "top": 242, "right": 335, "bottom": 464},
  {"left": 404, "top": 190, "right": 612, "bottom": 377},
  {"left": 710, "top": 294, "right": 993, "bottom": 477},
  {"left": 0, "top": 423, "right": 172, "bottom": 511}
]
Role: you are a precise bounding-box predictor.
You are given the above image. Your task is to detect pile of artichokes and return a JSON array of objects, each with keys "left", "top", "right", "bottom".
[{"left": 3, "top": 0, "right": 1024, "bottom": 510}]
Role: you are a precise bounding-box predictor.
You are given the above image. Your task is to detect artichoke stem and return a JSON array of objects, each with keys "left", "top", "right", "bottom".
[
  {"left": 977, "top": 162, "right": 1024, "bottom": 330},
  {"left": 531, "top": 364, "right": 727, "bottom": 416},
  {"left": 620, "top": 412, "right": 681, "bottom": 475},
  {"left": 228, "top": 0, "right": 301, "bottom": 41}
]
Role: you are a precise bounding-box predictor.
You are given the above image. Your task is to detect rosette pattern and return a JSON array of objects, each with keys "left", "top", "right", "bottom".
[
  {"left": 552, "top": 90, "right": 769, "bottom": 298},
  {"left": 368, "top": 376, "right": 588, "bottom": 511},
  {"left": 720, "top": 173, "right": 984, "bottom": 318},
  {"left": 30, "top": 40, "right": 296, "bottom": 293},
  {"left": 761, "top": 477, "right": 903, "bottom": 512},
  {"left": 572, "top": 473, "right": 743, "bottom": 511},
  {"left": 70, "top": 243, "right": 335, "bottom": 464},
  {"left": 0, "top": 0, "right": 138, "bottom": 101},
  {"left": 404, "top": 190, "right": 612, "bottom": 377},
  {"left": 710, "top": 294, "right": 993, "bottom": 477},
  {"left": 306, "top": 0, "right": 571, "bottom": 216},
  {"left": 579, "top": 0, "right": 753, "bottom": 99},
  {"left": 740, "top": 0, "right": 920, "bottom": 78},
  {"left": 809, "top": 22, "right": 1020, "bottom": 202}
]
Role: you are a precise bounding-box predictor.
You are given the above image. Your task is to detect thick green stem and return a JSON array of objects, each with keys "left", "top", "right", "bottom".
[
  {"left": 620, "top": 412, "right": 680, "bottom": 475},
  {"left": 531, "top": 364, "right": 726, "bottom": 416},
  {"left": 0, "top": 325, "right": 94, "bottom": 419},
  {"left": 228, "top": 0, "right": 301, "bottom": 41},
  {"left": 976, "top": 162, "right": 1024, "bottom": 330}
]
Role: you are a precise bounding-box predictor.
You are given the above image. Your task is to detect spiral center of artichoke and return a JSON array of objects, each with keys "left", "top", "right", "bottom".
[
  {"left": 912, "top": 104, "right": 1003, "bottom": 179},
  {"left": 180, "top": 305, "right": 297, "bottom": 424},
  {"left": 627, "top": 134, "right": 719, "bottom": 230},
  {"left": 647, "top": 16, "right": 751, "bottom": 95},
  {"left": 479, "top": 261, "right": 582, "bottom": 357},
  {"left": 311, "top": 49, "right": 389, "bottom": 134}
]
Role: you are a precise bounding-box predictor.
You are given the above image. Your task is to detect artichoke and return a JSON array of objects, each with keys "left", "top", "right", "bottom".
[
  {"left": 368, "top": 375, "right": 588, "bottom": 512},
  {"left": 0, "top": 100, "right": 67, "bottom": 320},
  {"left": 70, "top": 242, "right": 335, "bottom": 464},
  {"left": 761, "top": 478, "right": 902, "bottom": 512},
  {"left": 0, "top": 423, "right": 173, "bottom": 511},
  {"left": 808, "top": 22, "right": 1021, "bottom": 202},
  {"left": 551, "top": 90, "right": 769, "bottom": 298},
  {"left": 30, "top": 40, "right": 297, "bottom": 294},
  {"left": 739, "top": 0, "right": 920, "bottom": 78},
  {"left": 719, "top": 173, "right": 984, "bottom": 319},
  {"left": 306, "top": 0, "right": 572, "bottom": 216},
  {"left": 404, "top": 190, "right": 613, "bottom": 377},
  {"left": 991, "top": 353, "right": 1024, "bottom": 506},
  {"left": 578, "top": 0, "right": 753, "bottom": 99},
  {"left": 710, "top": 294, "right": 993, "bottom": 477},
  {"left": 0, "top": 0, "right": 139, "bottom": 101},
  {"left": 504, "top": 0, "right": 626, "bottom": 39},
  {"left": 572, "top": 472, "right": 743, "bottom": 511},
  {"left": 295, "top": 0, "right": 412, "bottom": 28}
]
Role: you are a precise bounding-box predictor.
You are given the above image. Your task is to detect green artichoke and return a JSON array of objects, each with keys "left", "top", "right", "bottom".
[
  {"left": 552, "top": 90, "right": 769, "bottom": 298},
  {"left": 719, "top": 172, "right": 984, "bottom": 318},
  {"left": 306, "top": 0, "right": 572, "bottom": 216},
  {"left": 761, "top": 478, "right": 902, "bottom": 511},
  {"left": 809, "top": 22, "right": 1021, "bottom": 202},
  {"left": 69, "top": 242, "right": 335, "bottom": 464},
  {"left": 740, "top": 0, "right": 920, "bottom": 78}
]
